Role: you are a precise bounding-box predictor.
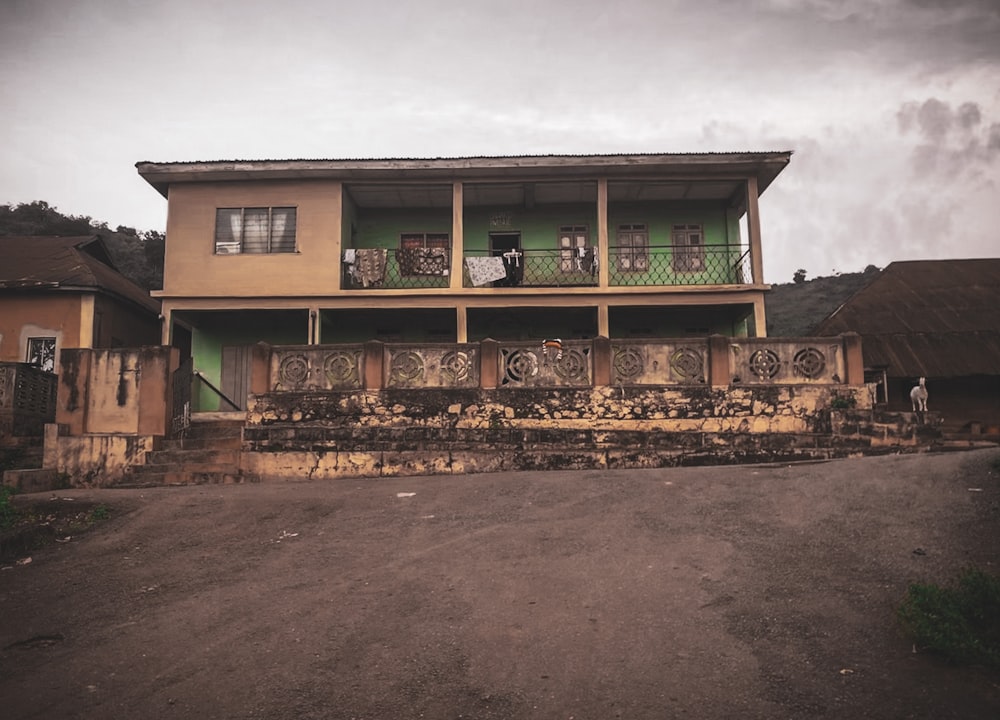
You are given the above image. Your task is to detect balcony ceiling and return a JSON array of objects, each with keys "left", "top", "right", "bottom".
[{"left": 346, "top": 179, "right": 747, "bottom": 209}]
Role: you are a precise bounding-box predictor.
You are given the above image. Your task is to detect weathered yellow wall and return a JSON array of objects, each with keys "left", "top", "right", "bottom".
[
  {"left": 43, "top": 422, "right": 156, "bottom": 487},
  {"left": 0, "top": 295, "right": 82, "bottom": 363},
  {"left": 56, "top": 347, "right": 177, "bottom": 436},
  {"left": 163, "top": 180, "right": 343, "bottom": 297}
]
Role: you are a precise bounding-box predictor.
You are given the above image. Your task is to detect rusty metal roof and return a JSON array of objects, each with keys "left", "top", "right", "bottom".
[
  {"left": 0, "top": 235, "right": 160, "bottom": 314},
  {"left": 813, "top": 259, "right": 1000, "bottom": 377}
]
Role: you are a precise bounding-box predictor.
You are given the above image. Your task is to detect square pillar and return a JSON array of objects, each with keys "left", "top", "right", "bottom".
[
  {"left": 363, "top": 341, "right": 385, "bottom": 390},
  {"left": 480, "top": 339, "right": 499, "bottom": 390},
  {"left": 592, "top": 336, "right": 612, "bottom": 387},
  {"left": 841, "top": 332, "right": 865, "bottom": 386},
  {"left": 708, "top": 334, "right": 731, "bottom": 388}
]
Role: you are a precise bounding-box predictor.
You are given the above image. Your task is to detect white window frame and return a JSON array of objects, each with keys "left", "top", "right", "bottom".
[
  {"left": 616, "top": 223, "right": 649, "bottom": 272},
  {"left": 558, "top": 225, "right": 589, "bottom": 273},
  {"left": 26, "top": 336, "right": 56, "bottom": 372},
  {"left": 672, "top": 224, "right": 704, "bottom": 272},
  {"left": 214, "top": 207, "right": 297, "bottom": 254}
]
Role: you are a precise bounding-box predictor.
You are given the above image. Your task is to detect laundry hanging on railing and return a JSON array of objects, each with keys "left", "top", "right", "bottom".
[
  {"left": 347, "top": 248, "right": 388, "bottom": 287},
  {"left": 542, "top": 338, "right": 564, "bottom": 362},
  {"left": 576, "top": 247, "right": 598, "bottom": 276},
  {"left": 465, "top": 256, "right": 508, "bottom": 286},
  {"left": 396, "top": 247, "right": 449, "bottom": 276},
  {"left": 501, "top": 250, "right": 524, "bottom": 286}
]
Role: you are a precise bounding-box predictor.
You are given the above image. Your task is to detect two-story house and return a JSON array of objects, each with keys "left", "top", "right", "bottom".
[{"left": 137, "top": 152, "right": 791, "bottom": 410}]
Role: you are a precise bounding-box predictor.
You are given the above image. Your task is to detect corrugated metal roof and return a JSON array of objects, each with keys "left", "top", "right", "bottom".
[
  {"left": 813, "top": 259, "right": 1000, "bottom": 377},
  {"left": 0, "top": 235, "right": 159, "bottom": 314},
  {"left": 135, "top": 151, "right": 794, "bottom": 165},
  {"left": 135, "top": 152, "right": 794, "bottom": 199}
]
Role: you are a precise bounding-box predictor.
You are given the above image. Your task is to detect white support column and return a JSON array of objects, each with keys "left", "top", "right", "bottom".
[
  {"left": 597, "top": 178, "right": 609, "bottom": 289},
  {"left": 753, "top": 299, "right": 767, "bottom": 338},
  {"left": 451, "top": 182, "right": 464, "bottom": 291},
  {"left": 309, "top": 305, "right": 321, "bottom": 344},
  {"left": 746, "top": 176, "right": 764, "bottom": 285},
  {"left": 160, "top": 307, "right": 172, "bottom": 346},
  {"left": 456, "top": 306, "right": 467, "bottom": 343}
]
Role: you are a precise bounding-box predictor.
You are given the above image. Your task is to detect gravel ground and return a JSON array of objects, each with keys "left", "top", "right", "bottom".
[{"left": 2, "top": 447, "right": 999, "bottom": 719}]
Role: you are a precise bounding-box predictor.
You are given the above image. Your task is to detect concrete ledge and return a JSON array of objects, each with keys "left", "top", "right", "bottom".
[{"left": 2, "top": 468, "right": 61, "bottom": 494}]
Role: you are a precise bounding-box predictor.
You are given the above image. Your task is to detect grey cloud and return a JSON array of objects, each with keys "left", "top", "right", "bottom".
[{"left": 895, "top": 99, "right": 999, "bottom": 201}]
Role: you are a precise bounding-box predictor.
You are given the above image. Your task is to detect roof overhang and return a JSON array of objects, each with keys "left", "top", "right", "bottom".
[{"left": 135, "top": 152, "right": 793, "bottom": 204}]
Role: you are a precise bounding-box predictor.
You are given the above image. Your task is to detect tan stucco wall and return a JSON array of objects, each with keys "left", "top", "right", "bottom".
[
  {"left": 56, "top": 347, "right": 177, "bottom": 436},
  {"left": 0, "top": 295, "right": 83, "bottom": 363},
  {"left": 43, "top": 423, "right": 156, "bottom": 487},
  {"left": 162, "top": 179, "right": 343, "bottom": 297}
]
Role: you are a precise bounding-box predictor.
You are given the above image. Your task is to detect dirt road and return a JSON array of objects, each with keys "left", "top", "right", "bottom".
[{"left": 2, "top": 448, "right": 1000, "bottom": 719}]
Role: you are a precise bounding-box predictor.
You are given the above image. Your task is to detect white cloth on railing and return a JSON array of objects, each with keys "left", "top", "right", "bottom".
[
  {"left": 465, "top": 256, "right": 508, "bottom": 286},
  {"left": 575, "top": 246, "right": 598, "bottom": 275}
]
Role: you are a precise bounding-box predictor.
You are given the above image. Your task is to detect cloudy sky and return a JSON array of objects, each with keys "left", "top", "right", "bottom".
[{"left": 2, "top": 0, "right": 998, "bottom": 284}]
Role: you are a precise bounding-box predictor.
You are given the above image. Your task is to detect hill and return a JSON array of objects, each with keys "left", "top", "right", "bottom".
[{"left": 765, "top": 266, "right": 880, "bottom": 337}]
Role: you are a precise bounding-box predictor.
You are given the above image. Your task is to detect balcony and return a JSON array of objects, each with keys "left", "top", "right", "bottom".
[
  {"left": 608, "top": 244, "right": 751, "bottom": 287},
  {"left": 341, "top": 244, "right": 753, "bottom": 290}
]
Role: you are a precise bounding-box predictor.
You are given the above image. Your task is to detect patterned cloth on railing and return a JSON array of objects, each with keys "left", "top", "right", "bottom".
[
  {"left": 396, "top": 248, "right": 448, "bottom": 276},
  {"left": 465, "top": 256, "right": 508, "bottom": 286},
  {"left": 349, "top": 248, "right": 388, "bottom": 287}
]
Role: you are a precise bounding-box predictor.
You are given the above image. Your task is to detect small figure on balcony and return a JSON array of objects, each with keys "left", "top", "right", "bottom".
[
  {"left": 542, "top": 338, "right": 563, "bottom": 364},
  {"left": 910, "top": 377, "right": 928, "bottom": 412}
]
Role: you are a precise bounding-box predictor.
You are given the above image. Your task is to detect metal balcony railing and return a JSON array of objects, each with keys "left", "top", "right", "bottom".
[
  {"left": 342, "top": 248, "right": 451, "bottom": 290},
  {"left": 462, "top": 249, "right": 599, "bottom": 288},
  {"left": 341, "top": 244, "right": 754, "bottom": 290},
  {"left": 608, "top": 244, "right": 751, "bottom": 286}
]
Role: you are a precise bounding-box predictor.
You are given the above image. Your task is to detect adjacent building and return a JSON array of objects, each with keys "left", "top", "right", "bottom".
[
  {"left": 0, "top": 235, "right": 161, "bottom": 371},
  {"left": 813, "top": 258, "right": 1000, "bottom": 432}
]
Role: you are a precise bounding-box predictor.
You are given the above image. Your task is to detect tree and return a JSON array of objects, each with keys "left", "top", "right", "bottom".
[
  {"left": 793, "top": 268, "right": 807, "bottom": 284},
  {"left": 0, "top": 201, "right": 164, "bottom": 291}
]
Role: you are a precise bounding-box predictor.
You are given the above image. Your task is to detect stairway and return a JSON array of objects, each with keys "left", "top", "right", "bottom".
[{"left": 124, "top": 415, "right": 244, "bottom": 486}]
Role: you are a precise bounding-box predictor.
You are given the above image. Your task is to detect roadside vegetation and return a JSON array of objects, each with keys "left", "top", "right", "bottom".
[{"left": 899, "top": 566, "right": 1000, "bottom": 669}]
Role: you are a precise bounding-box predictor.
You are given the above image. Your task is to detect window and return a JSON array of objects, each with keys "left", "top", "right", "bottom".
[
  {"left": 616, "top": 224, "right": 649, "bottom": 272},
  {"left": 215, "top": 207, "right": 297, "bottom": 254},
  {"left": 558, "top": 225, "right": 589, "bottom": 272},
  {"left": 26, "top": 337, "right": 56, "bottom": 372},
  {"left": 672, "top": 224, "right": 704, "bottom": 271},
  {"left": 397, "top": 232, "right": 450, "bottom": 276}
]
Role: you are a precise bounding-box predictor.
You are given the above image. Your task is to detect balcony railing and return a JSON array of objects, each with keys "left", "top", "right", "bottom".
[
  {"left": 341, "top": 244, "right": 754, "bottom": 290},
  {"left": 462, "top": 249, "right": 599, "bottom": 288},
  {"left": 608, "top": 244, "right": 751, "bottom": 286}
]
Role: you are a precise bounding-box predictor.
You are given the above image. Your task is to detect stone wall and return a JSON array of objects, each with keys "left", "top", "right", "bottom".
[{"left": 240, "top": 383, "right": 903, "bottom": 481}]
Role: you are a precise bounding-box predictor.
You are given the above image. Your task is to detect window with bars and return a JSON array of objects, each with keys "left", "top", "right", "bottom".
[
  {"left": 214, "top": 207, "right": 297, "bottom": 254},
  {"left": 398, "top": 232, "right": 450, "bottom": 276},
  {"left": 26, "top": 337, "right": 56, "bottom": 372},
  {"left": 559, "top": 225, "right": 589, "bottom": 272},
  {"left": 672, "top": 224, "right": 704, "bottom": 271},
  {"left": 616, "top": 224, "right": 649, "bottom": 272}
]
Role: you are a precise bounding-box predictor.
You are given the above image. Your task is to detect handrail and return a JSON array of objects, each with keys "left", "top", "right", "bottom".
[{"left": 193, "top": 369, "right": 241, "bottom": 411}]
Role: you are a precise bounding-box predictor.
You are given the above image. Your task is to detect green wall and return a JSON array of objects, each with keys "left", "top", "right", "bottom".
[{"left": 188, "top": 310, "right": 307, "bottom": 410}]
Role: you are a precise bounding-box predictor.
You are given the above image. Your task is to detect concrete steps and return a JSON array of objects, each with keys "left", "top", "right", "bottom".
[{"left": 122, "top": 417, "right": 244, "bottom": 487}]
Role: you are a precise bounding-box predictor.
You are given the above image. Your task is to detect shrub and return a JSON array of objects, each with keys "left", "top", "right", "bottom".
[
  {"left": 0, "top": 485, "right": 18, "bottom": 529},
  {"left": 898, "top": 567, "right": 1000, "bottom": 668}
]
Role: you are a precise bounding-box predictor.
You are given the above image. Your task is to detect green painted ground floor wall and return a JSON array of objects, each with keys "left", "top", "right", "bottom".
[{"left": 179, "top": 304, "right": 752, "bottom": 409}]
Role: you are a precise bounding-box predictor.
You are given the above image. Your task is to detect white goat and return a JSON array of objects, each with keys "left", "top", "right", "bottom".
[{"left": 910, "top": 377, "right": 928, "bottom": 412}]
